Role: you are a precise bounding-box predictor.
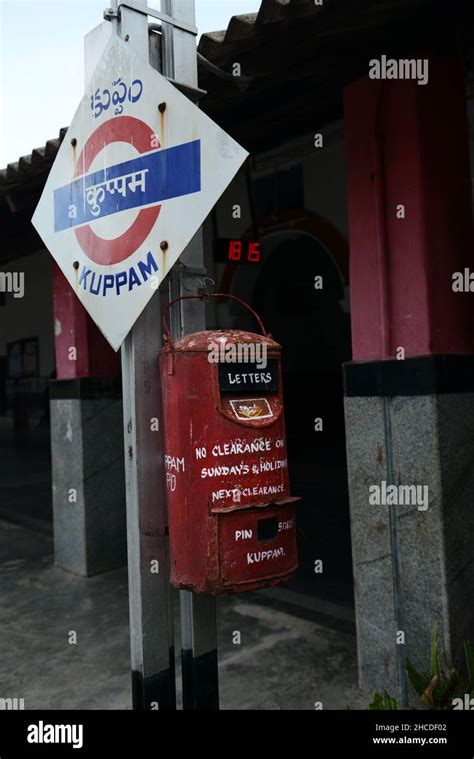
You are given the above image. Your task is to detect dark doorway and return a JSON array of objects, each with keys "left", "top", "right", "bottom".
[{"left": 230, "top": 230, "right": 354, "bottom": 607}]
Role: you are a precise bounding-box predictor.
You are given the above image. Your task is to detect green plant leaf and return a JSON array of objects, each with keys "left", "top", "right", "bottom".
[
  {"left": 369, "top": 693, "right": 384, "bottom": 710},
  {"left": 421, "top": 674, "right": 439, "bottom": 709},
  {"left": 383, "top": 691, "right": 398, "bottom": 710},
  {"left": 464, "top": 640, "right": 474, "bottom": 692},
  {"left": 431, "top": 621, "right": 441, "bottom": 680},
  {"left": 369, "top": 691, "right": 398, "bottom": 710},
  {"left": 406, "top": 657, "right": 432, "bottom": 697},
  {"left": 364, "top": 626, "right": 474, "bottom": 712},
  {"left": 442, "top": 640, "right": 451, "bottom": 670},
  {"left": 443, "top": 668, "right": 467, "bottom": 704}
]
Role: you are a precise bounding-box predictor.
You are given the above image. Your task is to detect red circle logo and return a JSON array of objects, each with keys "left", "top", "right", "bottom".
[{"left": 74, "top": 116, "right": 160, "bottom": 266}]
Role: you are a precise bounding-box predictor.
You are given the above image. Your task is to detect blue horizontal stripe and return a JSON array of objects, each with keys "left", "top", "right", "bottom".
[{"left": 54, "top": 140, "right": 201, "bottom": 232}]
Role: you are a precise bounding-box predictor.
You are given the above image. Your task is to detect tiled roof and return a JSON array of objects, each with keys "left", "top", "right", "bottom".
[
  {"left": 0, "top": 0, "right": 330, "bottom": 192},
  {"left": 198, "top": 0, "right": 325, "bottom": 59},
  {"left": 0, "top": 128, "right": 68, "bottom": 192},
  {"left": 2, "top": 0, "right": 472, "bottom": 193}
]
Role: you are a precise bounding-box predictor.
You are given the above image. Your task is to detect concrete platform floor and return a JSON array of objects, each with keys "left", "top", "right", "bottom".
[{"left": 0, "top": 519, "right": 367, "bottom": 710}]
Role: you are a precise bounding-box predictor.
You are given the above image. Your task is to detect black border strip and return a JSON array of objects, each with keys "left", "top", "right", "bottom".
[
  {"left": 49, "top": 376, "right": 122, "bottom": 401},
  {"left": 131, "top": 654, "right": 176, "bottom": 711},
  {"left": 181, "top": 649, "right": 219, "bottom": 711},
  {"left": 344, "top": 355, "right": 474, "bottom": 397}
]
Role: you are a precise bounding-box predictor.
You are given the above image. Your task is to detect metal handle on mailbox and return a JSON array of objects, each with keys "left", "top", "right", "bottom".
[{"left": 162, "top": 293, "right": 269, "bottom": 346}]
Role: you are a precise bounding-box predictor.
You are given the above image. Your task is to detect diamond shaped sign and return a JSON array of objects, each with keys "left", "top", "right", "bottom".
[{"left": 32, "top": 34, "right": 248, "bottom": 350}]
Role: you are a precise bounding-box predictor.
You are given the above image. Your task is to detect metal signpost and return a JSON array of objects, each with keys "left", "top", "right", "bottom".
[
  {"left": 160, "top": 0, "right": 221, "bottom": 712},
  {"left": 32, "top": 0, "right": 248, "bottom": 709}
]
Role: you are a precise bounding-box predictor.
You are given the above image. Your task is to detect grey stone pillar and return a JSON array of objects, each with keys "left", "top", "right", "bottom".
[
  {"left": 344, "top": 356, "right": 474, "bottom": 702},
  {"left": 50, "top": 377, "right": 126, "bottom": 576}
]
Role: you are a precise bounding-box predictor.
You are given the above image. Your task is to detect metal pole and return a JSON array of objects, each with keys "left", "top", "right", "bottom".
[
  {"left": 161, "top": 0, "right": 219, "bottom": 711},
  {"left": 115, "top": 0, "right": 176, "bottom": 710}
]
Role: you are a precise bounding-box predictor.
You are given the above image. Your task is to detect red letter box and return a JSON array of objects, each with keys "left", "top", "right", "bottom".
[{"left": 160, "top": 294, "right": 299, "bottom": 594}]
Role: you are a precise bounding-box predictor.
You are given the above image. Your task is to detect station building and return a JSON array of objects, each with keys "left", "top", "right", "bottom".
[{"left": 1, "top": 0, "right": 474, "bottom": 700}]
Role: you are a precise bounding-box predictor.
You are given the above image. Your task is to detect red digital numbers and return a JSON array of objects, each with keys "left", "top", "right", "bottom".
[
  {"left": 228, "top": 240, "right": 261, "bottom": 264},
  {"left": 247, "top": 242, "right": 261, "bottom": 263},
  {"left": 228, "top": 240, "right": 242, "bottom": 261}
]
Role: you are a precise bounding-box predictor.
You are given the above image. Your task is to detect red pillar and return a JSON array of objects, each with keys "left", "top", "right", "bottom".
[
  {"left": 52, "top": 262, "right": 120, "bottom": 379},
  {"left": 344, "top": 55, "right": 474, "bottom": 361}
]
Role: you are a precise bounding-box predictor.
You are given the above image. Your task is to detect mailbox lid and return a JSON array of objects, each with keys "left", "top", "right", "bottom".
[{"left": 162, "top": 329, "right": 281, "bottom": 354}]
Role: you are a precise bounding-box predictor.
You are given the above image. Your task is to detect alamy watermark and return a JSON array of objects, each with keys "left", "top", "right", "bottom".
[
  {"left": 452, "top": 695, "right": 474, "bottom": 709},
  {"left": 369, "top": 55, "right": 429, "bottom": 86},
  {"left": 208, "top": 339, "right": 268, "bottom": 369},
  {"left": 0, "top": 697, "right": 24, "bottom": 710},
  {"left": 0, "top": 271, "right": 24, "bottom": 298},
  {"left": 27, "top": 721, "right": 83, "bottom": 750},
  {"left": 369, "top": 481, "right": 429, "bottom": 511},
  {"left": 452, "top": 268, "right": 474, "bottom": 292}
]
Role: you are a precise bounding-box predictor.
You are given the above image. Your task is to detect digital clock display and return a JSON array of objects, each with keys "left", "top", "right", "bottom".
[{"left": 213, "top": 238, "right": 262, "bottom": 265}]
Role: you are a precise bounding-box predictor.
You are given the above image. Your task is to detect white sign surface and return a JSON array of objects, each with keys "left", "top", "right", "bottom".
[{"left": 32, "top": 34, "right": 248, "bottom": 350}]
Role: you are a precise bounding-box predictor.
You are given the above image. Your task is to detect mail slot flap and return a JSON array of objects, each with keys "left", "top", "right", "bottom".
[{"left": 211, "top": 495, "right": 300, "bottom": 515}]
